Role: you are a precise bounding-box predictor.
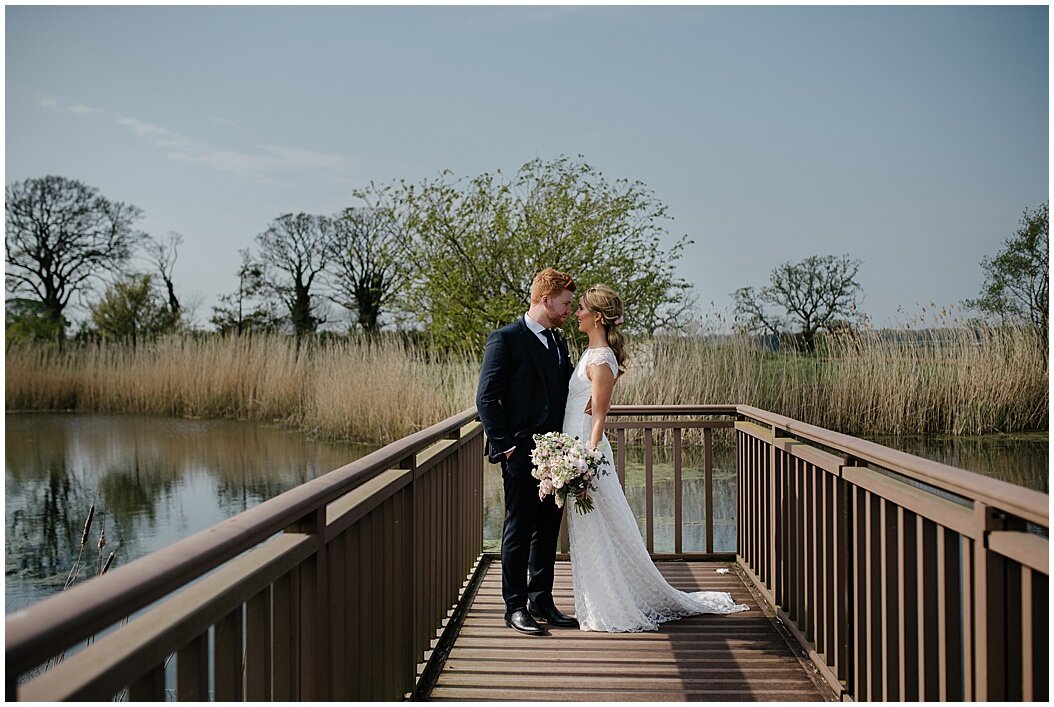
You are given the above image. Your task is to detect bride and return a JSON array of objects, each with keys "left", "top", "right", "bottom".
[{"left": 562, "top": 284, "right": 748, "bottom": 632}]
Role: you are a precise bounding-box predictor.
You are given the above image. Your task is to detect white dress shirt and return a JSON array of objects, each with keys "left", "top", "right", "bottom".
[
  {"left": 503, "top": 313, "right": 555, "bottom": 457},
  {"left": 523, "top": 313, "right": 551, "bottom": 348}
]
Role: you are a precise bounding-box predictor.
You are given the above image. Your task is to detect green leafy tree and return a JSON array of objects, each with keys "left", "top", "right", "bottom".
[
  {"left": 385, "top": 156, "right": 694, "bottom": 347},
  {"left": 89, "top": 274, "right": 180, "bottom": 344},
  {"left": 255, "top": 213, "right": 336, "bottom": 337},
  {"left": 5, "top": 176, "right": 144, "bottom": 339},
  {"left": 210, "top": 249, "right": 284, "bottom": 335},
  {"left": 328, "top": 204, "right": 406, "bottom": 333},
  {"left": 5, "top": 298, "right": 66, "bottom": 344},
  {"left": 966, "top": 202, "right": 1048, "bottom": 354},
  {"left": 732, "top": 254, "right": 864, "bottom": 353}
]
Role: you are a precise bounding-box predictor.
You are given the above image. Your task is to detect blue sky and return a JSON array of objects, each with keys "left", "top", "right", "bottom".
[{"left": 5, "top": 5, "right": 1049, "bottom": 330}]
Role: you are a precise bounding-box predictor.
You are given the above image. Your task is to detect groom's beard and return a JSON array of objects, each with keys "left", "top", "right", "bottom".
[{"left": 546, "top": 309, "right": 569, "bottom": 329}]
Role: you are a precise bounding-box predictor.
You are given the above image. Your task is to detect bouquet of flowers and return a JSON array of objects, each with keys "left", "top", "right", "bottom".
[{"left": 530, "top": 431, "right": 607, "bottom": 514}]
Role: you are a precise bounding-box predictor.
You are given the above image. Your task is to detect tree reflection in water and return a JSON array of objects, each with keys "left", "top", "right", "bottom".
[
  {"left": 482, "top": 430, "right": 1047, "bottom": 553},
  {"left": 868, "top": 434, "right": 1048, "bottom": 494},
  {"left": 9, "top": 414, "right": 1043, "bottom": 613},
  {"left": 5, "top": 413, "right": 374, "bottom": 612}
]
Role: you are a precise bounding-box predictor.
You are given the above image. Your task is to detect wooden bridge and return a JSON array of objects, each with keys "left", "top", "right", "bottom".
[{"left": 6, "top": 405, "right": 1049, "bottom": 701}]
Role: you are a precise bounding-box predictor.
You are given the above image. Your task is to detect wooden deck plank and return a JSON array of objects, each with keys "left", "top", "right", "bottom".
[
  {"left": 442, "top": 661, "right": 809, "bottom": 675},
  {"left": 430, "top": 686, "right": 823, "bottom": 701},
  {"left": 436, "top": 675, "right": 821, "bottom": 690},
  {"left": 424, "top": 560, "right": 832, "bottom": 701}
]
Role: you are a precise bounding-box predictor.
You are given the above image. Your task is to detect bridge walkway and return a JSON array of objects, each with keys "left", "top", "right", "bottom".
[{"left": 424, "top": 559, "right": 834, "bottom": 702}]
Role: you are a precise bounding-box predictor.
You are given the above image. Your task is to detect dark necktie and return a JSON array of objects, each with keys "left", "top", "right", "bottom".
[{"left": 543, "top": 329, "right": 561, "bottom": 367}]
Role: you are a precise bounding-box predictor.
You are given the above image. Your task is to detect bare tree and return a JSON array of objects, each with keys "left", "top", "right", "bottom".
[
  {"left": 210, "top": 249, "right": 283, "bottom": 335},
  {"left": 255, "top": 213, "right": 337, "bottom": 337},
  {"left": 5, "top": 176, "right": 144, "bottom": 338},
  {"left": 144, "top": 231, "right": 183, "bottom": 317},
  {"left": 328, "top": 206, "right": 405, "bottom": 333},
  {"left": 733, "top": 254, "right": 864, "bottom": 353}
]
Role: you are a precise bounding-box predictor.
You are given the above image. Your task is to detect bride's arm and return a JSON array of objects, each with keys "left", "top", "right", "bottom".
[{"left": 585, "top": 363, "right": 615, "bottom": 450}]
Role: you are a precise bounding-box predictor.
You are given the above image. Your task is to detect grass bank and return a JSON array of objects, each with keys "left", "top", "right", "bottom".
[{"left": 5, "top": 325, "right": 1047, "bottom": 442}]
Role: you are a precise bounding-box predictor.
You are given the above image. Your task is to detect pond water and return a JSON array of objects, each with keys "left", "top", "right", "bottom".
[
  {"left": 4, "top": 413, "right": 374, "bottom": 614},
  {"left": 482, "top": 430, "right": 1049, "bottom": 552},
  {"left": 6, "top": 414, "right": 1047, "bottom": 614}
]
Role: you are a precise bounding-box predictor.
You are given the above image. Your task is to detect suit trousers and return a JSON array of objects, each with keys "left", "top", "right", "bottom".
[{"left": 500, "top": 445, "right": 565, "bottom": 613}]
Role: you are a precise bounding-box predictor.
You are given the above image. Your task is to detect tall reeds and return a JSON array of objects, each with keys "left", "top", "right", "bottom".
[
  {"left": 617, "top": 324, "right": 1047, "bottom": 436},
  {"left": 6, "top": 334, "right": 479, "bottom": 443},
  {"left": 5, "top": 324, "right": 1047, "bottom": 441}
]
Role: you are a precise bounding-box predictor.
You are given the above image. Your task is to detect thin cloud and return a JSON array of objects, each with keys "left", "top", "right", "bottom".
[
  {"left": 42, "top": 95, "right": 347, "bottom": 184},
  {"left": 167, "top": 144, "right": 347, "bottom": 180},
  {"left": 67, "top": 104, "right": 104, "bottom": 115},
  {"left": 40, "top": 96, "right": 104, "bottom": 115},
  {"left": 117, "top": 114, "right": 347, "bottom": 183},
  {"left": 117, "top": 117, "right": 192, "bottom": 148},
  {"left": 257, "top": 144, "right": 346, "bottom": 171}
]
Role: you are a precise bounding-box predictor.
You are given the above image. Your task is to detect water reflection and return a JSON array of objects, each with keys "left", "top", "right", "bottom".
[
  {"left": 483, "top": 444, "right": 740, "bottom": 554},
  {"left": 8, "top": 414, "right": 1045, "bottom": 614},
  {"left": 482, "top": 433, "right": 1048, "bottom": 553},
  {"left": 5, "top": 413, "right": 373, "bottom": 613},
  {"left": 868, "top": 434, "right": 1048, "bottom": 494}
]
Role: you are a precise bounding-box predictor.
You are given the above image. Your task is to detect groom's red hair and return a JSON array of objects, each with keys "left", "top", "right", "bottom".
[{"left": 530, "top": 268, "right": 575, "bottom": 304}]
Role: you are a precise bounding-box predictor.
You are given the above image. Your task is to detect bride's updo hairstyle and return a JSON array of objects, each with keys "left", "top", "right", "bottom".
[{"left": 583, "top": 284, "right": 628, "bottom": 377}]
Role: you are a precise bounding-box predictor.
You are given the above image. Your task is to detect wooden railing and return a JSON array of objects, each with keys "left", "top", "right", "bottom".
[
  {"left": 5, "top": 409, "right": 484, "bottom": 701},
  {"left": 7, "top": 404, "right": 1047, "bottom": 702},
  {"left": 735, "top": 405, "right": 1049, "bottom": 702},
  {"left": 558, "top": 405, "right": 739, "bottom": 558}
]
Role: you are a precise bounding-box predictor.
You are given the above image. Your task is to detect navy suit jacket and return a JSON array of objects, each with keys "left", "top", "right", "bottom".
[{"left": 475, "top": 318, "right": 573, "bottom": 463}]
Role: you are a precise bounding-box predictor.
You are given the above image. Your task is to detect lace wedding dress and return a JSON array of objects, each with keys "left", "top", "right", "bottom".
[{"left": 564, "top": 347, "right": 749, "bottom": 632}]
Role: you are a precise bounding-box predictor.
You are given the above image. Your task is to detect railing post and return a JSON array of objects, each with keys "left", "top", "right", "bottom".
[
  {"left": 972, "top": 501, "right": 1010, "bottom": 701},
  {"left": 645, "top": 428, "right": 654, "bottom": 553},
  {"left": 285, "top": 508, "right": 326, "bottom": 700},
  {"left": 769, "top": 427, "right": 780, "bottom": 604},
  {"left": 704, "top": 427, "right": 714, "bottom": 553},
  {"left": 838, "top": 454, "right": 854, "bottom": 697},
  {"left": 398, "top": 451, "right": 420, "bottom": 701}
]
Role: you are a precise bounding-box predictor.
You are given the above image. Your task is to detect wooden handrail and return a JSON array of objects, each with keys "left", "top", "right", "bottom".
[
  {"left": 7, "top": 402, "right": 1045, "bottom": 702},
  {"left": 19, "top": 534, "right": 317, "bottom": 700},
  {"left": 732, "top": 405, "right": 1047, "bottom": 701},
  {"left": 736, "top": 404, "right": 1048, "bottom": 525},
  {"left": 608, "top": 404, "right": 739, "bottom": 416},
  {"left": 5, "top": 407, "right": 480, "bottom": 678}
]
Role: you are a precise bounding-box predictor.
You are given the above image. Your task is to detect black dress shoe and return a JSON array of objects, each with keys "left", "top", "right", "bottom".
[
  {"left": 528, "top": 603, "right": 580, "bottom": 628},
  {"left": 505, "top": 608, "right": 547, "bottom": 636}
]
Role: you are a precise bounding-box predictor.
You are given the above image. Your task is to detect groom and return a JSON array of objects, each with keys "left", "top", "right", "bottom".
[{"left": 476, "top": 268, "right": 580, "bottom": 635}]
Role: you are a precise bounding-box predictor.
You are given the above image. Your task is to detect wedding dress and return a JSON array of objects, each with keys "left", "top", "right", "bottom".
[{"left": 564, "top": 347, "right": 749, "bottom": 632}]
